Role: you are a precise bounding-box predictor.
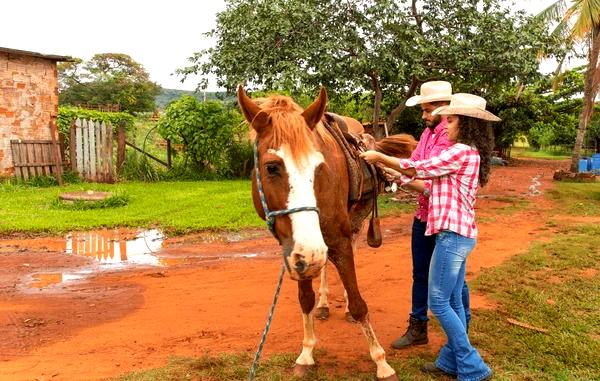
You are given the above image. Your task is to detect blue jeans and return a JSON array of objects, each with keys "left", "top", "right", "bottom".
[
  {"left": 411, "top": 218, "right": 471, "bottom": 327},
  {"left": 429, "top": 230, "right": 491, "bottom": 381}
]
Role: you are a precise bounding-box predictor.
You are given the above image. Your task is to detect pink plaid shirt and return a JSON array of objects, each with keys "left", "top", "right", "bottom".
[
  {"left": 410, "top": 119, "right": 452, "bottom": 222},
  {"left": 399, "top": 143, "right": 480, "bottom": 238}
]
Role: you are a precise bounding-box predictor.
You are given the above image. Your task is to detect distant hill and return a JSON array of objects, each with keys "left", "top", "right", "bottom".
[{"left": 155, "top": 88, "right": 232, "bottom": 110}]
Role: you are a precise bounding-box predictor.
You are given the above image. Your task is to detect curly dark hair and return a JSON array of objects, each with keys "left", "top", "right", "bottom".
[{"left": 456, "top": 116, "right": 495, "bottom": 187}]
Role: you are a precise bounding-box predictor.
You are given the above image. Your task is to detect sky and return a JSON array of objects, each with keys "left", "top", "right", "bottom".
[{"left": 1, "top": 0, "right": 567, "bottom": 92}]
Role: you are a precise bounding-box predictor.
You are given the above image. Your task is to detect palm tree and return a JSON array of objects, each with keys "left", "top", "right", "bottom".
[{"left": 536, "top": 0, "right": 600, "bottom": 172}]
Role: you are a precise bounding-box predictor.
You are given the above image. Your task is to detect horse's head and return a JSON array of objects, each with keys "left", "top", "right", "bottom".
[{"left": 238, "top": 86, "right": 330, "bottom": 281}]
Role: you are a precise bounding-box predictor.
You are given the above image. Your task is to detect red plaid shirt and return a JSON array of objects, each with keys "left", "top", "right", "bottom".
[
  {"left": 410, "top": 119, "right": 451, "bottom": 222},
  {"left": 399, "top": 143, "right": 480, "bottom": 238}
]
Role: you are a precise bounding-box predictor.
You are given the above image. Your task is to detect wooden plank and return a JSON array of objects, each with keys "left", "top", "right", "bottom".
[
  {"left": 100, "top": 122, "right": 107, "bottom": 182},
  {"left": 89, "top": 120, "right": 97, "bottom": 181},
  {"left": 75, "top": 119, "right": 84, "bottom": 175},
  {"left": 9, "top": 141, "right": 23, "bottom": 180},
  {"left": 70, "top": 122, "right": 77, "bottom": 172},
  {"left": 106, "top": 122, "right": 113, "bottom": 182},
  {"left": 49, "top": 120, "right": 63, "bottom": 185},
  {"left": 19, "top": 142, "right": 29, "bottom": 180},
  {"left": 83, "top": 119, "right": 90, "bottom": 180},
  {"left": 100, "top": 122, "right": 108, "bottom": 182}
]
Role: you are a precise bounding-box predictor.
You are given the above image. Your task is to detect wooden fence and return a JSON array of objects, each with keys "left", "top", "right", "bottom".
[
  {"left": 70, "top": 119, "right": 114, "bottom": 182},
  {"left": 10, "top": 139, "right": 63, "bottom": 180}
]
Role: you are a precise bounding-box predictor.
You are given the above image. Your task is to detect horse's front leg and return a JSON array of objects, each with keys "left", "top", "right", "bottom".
[
  {"left": 315, "top": 265, "right": 330, "bottom": 320},
  {"left": 330, "top": 245, "right": 397, "bottom": 381},
  {"left": 294, "top": 279, "right": 318, "bottom": 377}
]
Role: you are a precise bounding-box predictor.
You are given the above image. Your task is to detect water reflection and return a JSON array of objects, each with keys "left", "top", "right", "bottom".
[
  {"left": 66, "top": 229, "right": 164, "bottom": 266},
  {"left": 29, "top": 272, "right": 88, "bottom": 288}
]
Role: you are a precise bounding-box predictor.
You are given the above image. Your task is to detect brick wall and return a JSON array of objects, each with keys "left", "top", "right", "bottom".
[{"left": 0, "top": 51, "right": 59, "bottom": 175}]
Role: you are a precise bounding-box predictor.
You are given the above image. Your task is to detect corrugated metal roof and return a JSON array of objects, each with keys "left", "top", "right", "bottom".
[{"left": 0, "top": 47, "right": 74, "bottom": 62}]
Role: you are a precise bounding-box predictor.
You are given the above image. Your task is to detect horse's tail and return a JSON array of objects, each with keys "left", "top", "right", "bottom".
[{"left": 375, "top": 134, "right": 417, "bottom": 159}]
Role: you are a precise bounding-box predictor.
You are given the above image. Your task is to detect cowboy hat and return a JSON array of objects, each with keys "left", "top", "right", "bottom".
[
  {"left": 405, "top": 81, "right": 452, "bottom": 107},
  {"left": 431, "top": 93, "right": 501, "bottom": 122}
]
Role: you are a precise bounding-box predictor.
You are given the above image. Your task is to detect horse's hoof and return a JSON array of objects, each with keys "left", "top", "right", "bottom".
[
  {"left": 378, "top": 373, "right": 398, "bottom": 381},
  {"left": 315, "top": 306, "right": 329, "bottom": 320},
  {"left": 345, "top": 311, "right": 357, "bottom": 323},
  {"left": 293, "top": 363, "right": 316, "bottom": 378}
]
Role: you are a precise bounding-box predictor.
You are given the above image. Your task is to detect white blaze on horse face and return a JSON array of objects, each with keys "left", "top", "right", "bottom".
[{"left": 275, "top": 144, "right": 327, "bottom": 279}]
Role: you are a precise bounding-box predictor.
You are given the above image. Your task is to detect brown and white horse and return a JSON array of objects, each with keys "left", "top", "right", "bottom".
[{"left": 238, "top": 85, "right": 399, "bottom": 380}]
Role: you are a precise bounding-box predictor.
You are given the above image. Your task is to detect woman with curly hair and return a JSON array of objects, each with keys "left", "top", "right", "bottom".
[{"left": 361, "top": 93, "right": 498, "bottom": 381}]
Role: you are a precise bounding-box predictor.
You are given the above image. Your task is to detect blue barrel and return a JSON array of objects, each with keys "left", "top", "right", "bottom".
[
  {"left": 579, "top": 158, "right": 590, "bottom": 172},
  {"left": 592, "top": 154, "right": 600, "bottom": 170}
]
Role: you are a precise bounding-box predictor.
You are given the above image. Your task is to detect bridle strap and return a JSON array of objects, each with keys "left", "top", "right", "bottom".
[{"left": 253, "top": 140, "right": 320, "bottom": 241}]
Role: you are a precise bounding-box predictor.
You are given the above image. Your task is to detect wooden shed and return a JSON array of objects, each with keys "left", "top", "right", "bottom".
[{"left": 0, "top": 47, "right": 73, "bottom": 177}]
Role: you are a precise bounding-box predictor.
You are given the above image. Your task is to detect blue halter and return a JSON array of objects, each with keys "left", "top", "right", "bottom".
[{"left": 253, "top": 140, "right": 320, "bottom": 241}]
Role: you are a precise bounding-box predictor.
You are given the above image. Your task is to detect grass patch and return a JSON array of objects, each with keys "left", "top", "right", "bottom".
[
  {"left": 545, "top": 181, "right": 600, "bottom": 216},
  {"left": 511, "top": 147, "right": 571, "bottom": 160},
  {"left": 471, "top": 223, "right": 600, "bottom": 380},
  {"left": 0, "top": 181, "right": 414, "bottom": 235},
  {"left": 0, "top": 180, "right": 263, "bottom": 235}
]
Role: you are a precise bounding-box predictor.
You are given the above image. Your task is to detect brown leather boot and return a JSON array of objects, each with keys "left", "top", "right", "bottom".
[{"left": 390, "top": 316, "right": 428, "bottom": 349}]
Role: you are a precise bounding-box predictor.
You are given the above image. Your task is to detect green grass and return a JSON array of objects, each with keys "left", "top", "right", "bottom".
[
  {"left": 471, "top": 223, "right": 600, "bottom": 380},
  {"left": 0, "top": 181, "right": 412, "bottom": 235},
  {"left": 0, "top": 180, "right": 262, "bottom": 235},
  {"left": 511, "top": 147, "right": 571, "bottom": 160},
  {"left": 545, "top": 181, "right": 600, "bottom": 216}
]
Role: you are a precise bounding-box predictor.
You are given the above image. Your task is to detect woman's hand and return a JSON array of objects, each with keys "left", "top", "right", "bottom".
[{"left": 360, "top": 150, "right": 382, "bottom": 164}]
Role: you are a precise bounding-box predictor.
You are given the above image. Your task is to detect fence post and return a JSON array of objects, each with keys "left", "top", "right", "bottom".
[
  {"left": 49, "top": 120, "right": 63, "bottom": 185},
  {"left": 117, "top": 121, "right": 126, "bottom": 173},
  {"left": 167, "top": 139, "right": 172, "bottom": 169}
]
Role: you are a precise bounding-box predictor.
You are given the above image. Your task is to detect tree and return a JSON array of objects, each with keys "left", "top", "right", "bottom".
[
  {"left": 536, "top": 0, "right": 600, "bottom": 172},
  {"left": 180, "top": 0, "right": 553, "bottom": 138},
  {"left": 59, "top": 53, "right": 161, "bottom": 114},
  {"left": 157, "top": 96, "right": 247, "bottom": 177}
]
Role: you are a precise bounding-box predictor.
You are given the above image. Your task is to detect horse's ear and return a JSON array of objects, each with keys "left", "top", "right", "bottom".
[
  {"left": 237, "top": 85, "right": 270, "bottom": 132},
  {"left": 302, "top": 87, "right": 328, "bottom": 130},
  {"left": 237, "top": 85, "right": 261, "bottom": 122}
]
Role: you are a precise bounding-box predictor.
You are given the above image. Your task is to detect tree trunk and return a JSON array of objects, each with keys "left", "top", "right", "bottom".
[
  {"left": 570, "top": 25, "right": 600, "bottom": 172},
  {"left": 386, "top": 77, "right": 421, "bottom": 131},
  {"left": 369, "top": 71, "right": 384, "bottom": 140}
]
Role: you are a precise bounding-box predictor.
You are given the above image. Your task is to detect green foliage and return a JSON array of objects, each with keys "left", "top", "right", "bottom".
[
  {"left": 157, "top": 96, "right": 248, "bottom": 178},
  {"left": 57, "top": 106, "right": 135, "bottom": 136},
  {"left": 181, "top": 0, "right": 556, "bottom": 132},
  {"left": 119, "top": 151, "right": 162, "bottom": 182},
  {"left": 59, "top": 53, "right": 161, "bottom": 114}
]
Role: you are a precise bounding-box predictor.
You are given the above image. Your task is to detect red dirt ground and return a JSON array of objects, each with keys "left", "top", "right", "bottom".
[{"left": 0, "top": 159, "right": 579, "bottom": 381}]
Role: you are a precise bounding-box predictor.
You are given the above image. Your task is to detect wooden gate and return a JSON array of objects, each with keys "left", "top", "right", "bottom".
[
  {"left": 10, "top": 139, "right": 62, "bottom": 180},
  {"left": 70, "top": 119, "right": 114, "bottom": 182}
]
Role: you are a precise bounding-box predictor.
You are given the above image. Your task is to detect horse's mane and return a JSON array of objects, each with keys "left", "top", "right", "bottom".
[{"left": 251, "top": 95, "right": 336, "bottom": 164}]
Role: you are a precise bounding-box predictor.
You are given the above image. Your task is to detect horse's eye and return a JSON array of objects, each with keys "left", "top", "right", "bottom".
[{"left": 265, "top": 163, "right": 281, "bottom": 176}]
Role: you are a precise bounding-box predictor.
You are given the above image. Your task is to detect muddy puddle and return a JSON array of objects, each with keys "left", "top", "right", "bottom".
[{"left": 1, "top": 228, "right": 274, "bottom": 291}]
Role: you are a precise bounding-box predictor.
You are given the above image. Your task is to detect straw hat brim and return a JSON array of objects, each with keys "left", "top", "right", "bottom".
[
  {"left": 432, "top": 105, "right": 501, "bottom": 122},
  {"left": 405, "top": 94, "right": 452, "bottom": 107}
]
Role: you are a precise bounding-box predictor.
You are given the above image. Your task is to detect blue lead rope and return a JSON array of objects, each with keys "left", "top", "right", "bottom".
[{"left": 247, "top": 263, "right": 286, "bottom": 381}]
